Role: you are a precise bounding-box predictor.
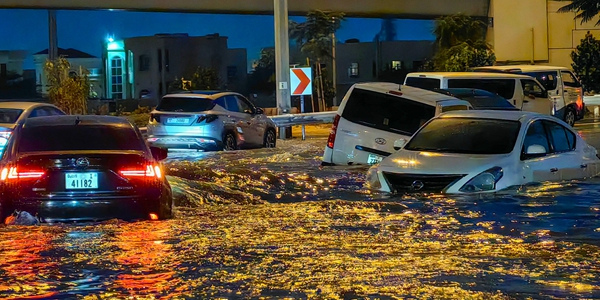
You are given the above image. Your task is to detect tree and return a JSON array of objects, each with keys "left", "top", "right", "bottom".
[
  {"left": 44, "top": 57, "right": 90, "bottom": 114},
  {"left": 571, "top": 31, "right": 600, "bottom": 93},
  {"left": 432, "top": 14, "right": 495, "bottom": 71},
  {"left": 290, "top": 10, "right": 345, "bottom": 111},
  {"left": 557, "top": 0, "right": 600, "bottom": 26},
  {"left": 248, "top": 49, "right": 276, "bottom": 94},
  {"left": 191, "top": 67, "right": 221, "bottom": 90}
]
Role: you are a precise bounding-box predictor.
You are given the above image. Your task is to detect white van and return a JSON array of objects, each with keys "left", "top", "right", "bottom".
[
  {"left": 322, "top": 82, "right": 473, "bottom": 166},
  {"left": 472, "top": 65, "right": 584, "bottom": 126},
  {"left": 404, "top": 72, "right": 553, "bottom": 117}
]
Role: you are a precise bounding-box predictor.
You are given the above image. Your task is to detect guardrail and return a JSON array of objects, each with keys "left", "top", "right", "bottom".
[{"left": 269, "top": 111, "right": 337, "bottom": 127}]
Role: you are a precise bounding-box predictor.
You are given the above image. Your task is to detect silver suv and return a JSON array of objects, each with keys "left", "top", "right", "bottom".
[{"left": 146, "top": 91, "right": 277, "bottom": 151}]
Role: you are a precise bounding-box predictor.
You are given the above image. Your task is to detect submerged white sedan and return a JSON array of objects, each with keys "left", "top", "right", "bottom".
[{"left": 366, "top": 110, "right": 600, "bottom": 194}]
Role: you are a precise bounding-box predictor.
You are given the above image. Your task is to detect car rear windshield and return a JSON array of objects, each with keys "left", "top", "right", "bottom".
[
  {"left": 404, "top": 118, "right": 520, "bottom": 154},
  {"left": 342, "top": 88, "right": 435, "bottom": 135},
  {"left": 447, "top": 79, "right": 516, "bottom": 100},
  {"left": 405, "top": 77, "right": 441, "bottom": 90},
  {"left": 156, "top": 97, "right": 216, "bottom": 112},
  {"left": 18, "top": 125, "right": 146, "bottom": 152},
  {"left": 0, "top": 108, "right": 24, "bottom": 123}
]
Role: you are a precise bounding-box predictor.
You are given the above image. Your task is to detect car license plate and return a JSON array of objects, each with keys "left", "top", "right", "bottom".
[
  {"left": 65, "top": 173, "right": 99, "bottom": 189},
  {"left": 367, "top": 154, "right": 383, "bottom": 165},
  {"left": 167, "top": 118, "right": 189, "bottom": 124}
]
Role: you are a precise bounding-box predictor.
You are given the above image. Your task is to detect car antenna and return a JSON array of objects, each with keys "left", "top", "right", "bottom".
[{"left": 75, "top": 116, "right": 81, "bottom": 125}]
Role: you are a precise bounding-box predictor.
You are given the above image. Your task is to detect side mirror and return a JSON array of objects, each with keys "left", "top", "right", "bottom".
[
  {"left": 150, "top": 146, "right": 168, "bottom": 161},
  {"left": 255, "top": 107, "right": 264, "bottom": 115},
  {"left": 393, "top": 138, "right": 407, "bottom": 151},
  {"left": 526, "top": 144, "right": 547, "bottom": 155}
]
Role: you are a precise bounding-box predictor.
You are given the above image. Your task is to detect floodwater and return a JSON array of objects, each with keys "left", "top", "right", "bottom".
[{"left": 1, "top": 125, "right": 600, "bottom": 299}]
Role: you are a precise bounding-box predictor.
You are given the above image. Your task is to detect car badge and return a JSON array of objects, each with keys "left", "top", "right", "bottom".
[
  {"left": 375, "top": 138, "right": 387, "bottom": 145},
  {"left": 411, "top": 180, "right": 424, "bottom": 191},
  {"left": 76, "top": 157, "right": 90, "bottom": 168}
]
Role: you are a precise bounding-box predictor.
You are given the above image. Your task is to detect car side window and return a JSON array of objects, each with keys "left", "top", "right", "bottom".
[
  {"left": 44, "top": 107, "right": 65, "bottom": 115},
  {"left": 521, "top": 79, "right": 545, "bottom": 98},
  {"left": 561, "top": 71, "right": 582, "bottom": 88},
  {"left": 214, "top": 97, "right": 228, "bottom": 110},
  {"left": 225, "top": 95, "right": 240, "bottom": 113},
  {"left": 543, "top": 120, "right": 576, "bottom": 153},
  {"left": 236, "top": 96, "right": 254, "bottom": 114},
  {"left": 522, "top": 121, "right": 550, "bottom": 158},
  {"left": 29, "top": 108, "right": 49, "bottom": 118}
]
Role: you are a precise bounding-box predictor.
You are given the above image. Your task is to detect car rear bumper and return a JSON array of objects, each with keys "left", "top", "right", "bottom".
[
  {"left": 10, "top": 196, "right": 163, "bottom": 223},
  {"left": 147, "top": 135, "right": 223, "bottom": 150}
]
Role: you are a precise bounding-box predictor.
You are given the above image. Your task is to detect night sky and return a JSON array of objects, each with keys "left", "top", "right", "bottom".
[{"left": 0, "top": 9, "right": 435, "bottom": 70}]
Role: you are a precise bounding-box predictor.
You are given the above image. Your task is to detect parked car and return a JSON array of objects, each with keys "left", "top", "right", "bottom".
[
  {"left": 473, "top": 65, "right": 585, "bottom": 126},
  {"left": 433, "top": 88, "right": 519, "bottom": 110},
  {"left": 322, "top": 82, "right": 473, "bottom": 166},
  {"left": 404, "top": 72, "right": 553, "bottom": 117},
  {"left": 0, "top": 102, "right": 65, "bottom": 154},
  {"left": 366, "top": 110, "right": 600, "bottom": 194},
  {"left": 146, "top": 92, "right": 277, "bottom": 151},
  {"left": 0, "top": 115, "right": 173, "bottom": 223}
]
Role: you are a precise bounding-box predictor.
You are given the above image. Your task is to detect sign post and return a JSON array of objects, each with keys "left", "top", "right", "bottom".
[{"left": 290, "top": 67, "right": 312, "bottom": 140}]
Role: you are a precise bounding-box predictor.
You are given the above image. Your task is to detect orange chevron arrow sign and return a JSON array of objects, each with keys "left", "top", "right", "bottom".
[{"left": 290, "top": 67, "right": 312, "bottom": 96}]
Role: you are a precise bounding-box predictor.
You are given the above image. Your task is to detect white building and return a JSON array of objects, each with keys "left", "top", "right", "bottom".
[{"left": 33, "top": 48, "right": 103, "bottom": 98}]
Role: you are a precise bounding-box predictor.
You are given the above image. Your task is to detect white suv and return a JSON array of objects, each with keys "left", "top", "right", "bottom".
[{"left": 322, "top": 83, "right": 473, "bottom": 166}]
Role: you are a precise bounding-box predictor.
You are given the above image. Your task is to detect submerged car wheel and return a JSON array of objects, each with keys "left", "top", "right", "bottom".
[
  {"left": 264, "top": 129, "right": 276, "bottom": 148},
  {"left": 223, "top": 132, "right": 237, "bottom": 151},
  {"left": 564, "top": 107, "right": 576, "bottom": 127}
]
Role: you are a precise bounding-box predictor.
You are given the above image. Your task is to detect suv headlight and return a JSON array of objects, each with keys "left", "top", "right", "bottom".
[
  {"left": 365, "top": 167, "right": 382, "bottom": 190},
  {"left": 459, "top": 167, "right": 503, "bottom": 193}
]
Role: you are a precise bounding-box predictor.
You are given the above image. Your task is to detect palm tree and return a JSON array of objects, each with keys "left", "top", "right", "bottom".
[
  {"left": 289, "top": 10, "right": 345, "bottom": 112},
  {"left": 557, "top": 0, "right": 600, "bottom": 26}
]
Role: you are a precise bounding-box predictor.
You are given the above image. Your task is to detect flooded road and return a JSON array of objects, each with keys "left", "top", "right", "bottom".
[{"left": 1, "top": 124, "right": 600, "bottom": 299}]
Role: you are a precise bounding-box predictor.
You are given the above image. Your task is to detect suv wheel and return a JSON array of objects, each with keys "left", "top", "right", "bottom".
[
  {"left": 264, "top": 129, "right": 276, "bottom": 148},
  {"left": 564, "top": 107, "right": 576, "bottom": 127},
  {"left": 223, "top": 132, "right": 237, "bottom": 151}
]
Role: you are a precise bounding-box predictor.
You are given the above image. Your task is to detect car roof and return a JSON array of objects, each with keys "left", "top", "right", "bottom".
[
  {"left": 162, "top": 91, "right": 240, "bottom": 100},
  {"left": 22, "top": 115, "right": 134, "bottom": 128},
  {"left": 473, "top": 65, "right": 570, "bottom": 72},
  {"left": 439, "top": 88, "right": 499, "bottom": 96},
  {"left": 437, "top": 110, "right": 552, "bottom": 122},
  {"left": 406, "top": 72, "right": 532, "bottom": 79},
  {"left": 0, "top": 101, "right": 54, "bottom": 110},
  {"left": 352, "top": 82, "right": 470, "bottom": 106}
]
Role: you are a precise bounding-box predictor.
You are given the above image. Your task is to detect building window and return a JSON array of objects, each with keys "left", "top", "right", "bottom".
[
  {"left": 139, "top": 55, "right": 150, "bottom": 71},
  {"left": 227, "top": 66, "right": 237, "bottom": 79},
  {"left": 348, "top": 63, "right": 359, "bottom": 78},
  {"left": 111, "top": 56, "right": 123, "bottom": 100},
  {"left": 392, "top": 61, "right": 402, "bottom": 70}
]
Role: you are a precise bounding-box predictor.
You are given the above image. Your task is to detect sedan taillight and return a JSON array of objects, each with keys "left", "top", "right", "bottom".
[
  {"left": 119, "top": 165, "right": 162, "bottom": 179},
  {"left": 0, "top": 167, "right": 45, "bottom": 181}
]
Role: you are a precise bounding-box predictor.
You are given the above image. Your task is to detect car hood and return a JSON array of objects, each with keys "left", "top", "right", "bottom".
[{"left": 378, "top": 149, "right": 511, "bottom": 174}]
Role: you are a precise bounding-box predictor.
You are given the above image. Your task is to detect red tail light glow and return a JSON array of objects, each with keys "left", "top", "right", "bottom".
[
  {"left": 327, "top": 114, "right": 341, "bottom": 149},
  {"left": 0, "top": 167, "right": 44, "bottom": 181},
  {"left": 119, "top": 165, "right": 162, "bottom": 179}
]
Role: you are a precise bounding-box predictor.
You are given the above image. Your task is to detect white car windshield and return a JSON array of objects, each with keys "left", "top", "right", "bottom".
[{"left": 404, "top": 118, "right": 521, "bottom": 154}]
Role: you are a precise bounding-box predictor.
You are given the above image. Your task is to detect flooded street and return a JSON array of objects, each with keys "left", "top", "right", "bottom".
[{"left": 1, "top": 124, "right": 600, "bottom": 299}]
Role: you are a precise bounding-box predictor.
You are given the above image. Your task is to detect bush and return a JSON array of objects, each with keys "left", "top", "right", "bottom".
[{"left": 126, "top": 113, "right": 150, "bottom": 127}]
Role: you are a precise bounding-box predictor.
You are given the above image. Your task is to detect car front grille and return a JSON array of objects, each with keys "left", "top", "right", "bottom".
[{"left": 382, "top": 172, "right": 466, "bottom": 194}]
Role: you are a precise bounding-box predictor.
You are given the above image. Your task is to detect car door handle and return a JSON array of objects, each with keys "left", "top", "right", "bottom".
[
  {"left": 550, "top": 168, "right": 559, "bottom": 173},
  {"left": 581, "top": 164, "right": 588, "bottom": 168}
]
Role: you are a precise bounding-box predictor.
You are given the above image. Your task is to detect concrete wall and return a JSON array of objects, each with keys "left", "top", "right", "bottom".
[{"left": 489, "top": 0, "right": 600, "bottom": 69}]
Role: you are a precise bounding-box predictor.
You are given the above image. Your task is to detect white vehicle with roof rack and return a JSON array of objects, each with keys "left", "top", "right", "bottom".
[
  {"left": 322, "top": 82, "right": 473, "bottom": 166},
  {"left": 472, "top": 65, "right": 585, "bottom": 126}
]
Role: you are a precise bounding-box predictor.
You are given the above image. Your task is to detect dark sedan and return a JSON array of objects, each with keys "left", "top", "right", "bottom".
[
  {"left": 0, "top": 115, "right": 173, "bottom": 223},
  {"left": 434, "top": 88, "right": 519, "bottom": 110}
]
